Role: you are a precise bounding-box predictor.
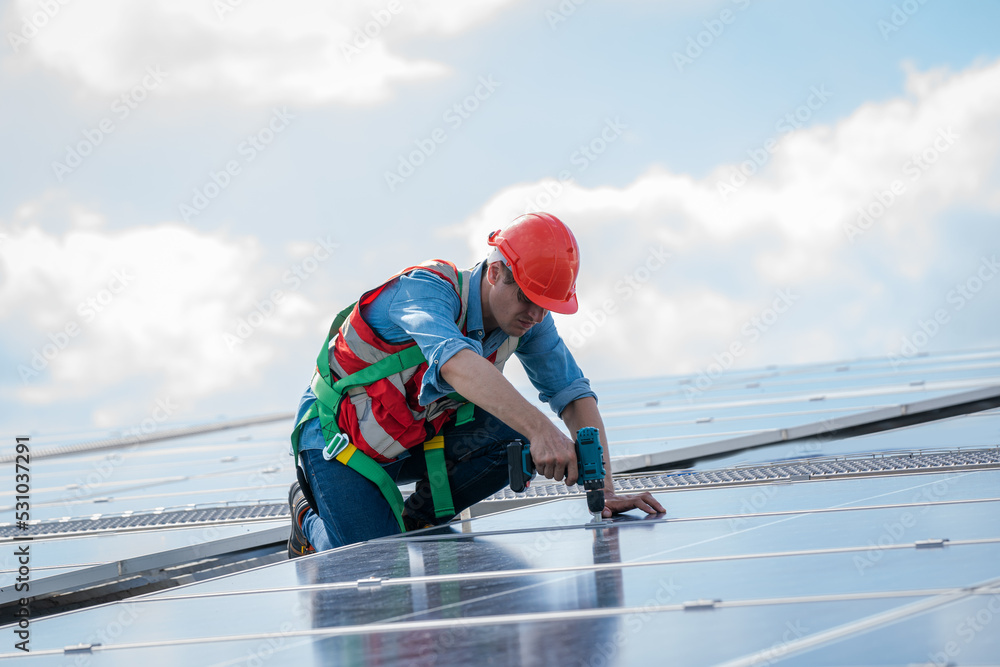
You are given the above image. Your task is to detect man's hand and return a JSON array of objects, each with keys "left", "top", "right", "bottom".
[
  {"left": 525, "top": 425, "right": 579, "bottom": 486},
  {"left": 601, "top": 490, "right": 665, "bottom": 518}
]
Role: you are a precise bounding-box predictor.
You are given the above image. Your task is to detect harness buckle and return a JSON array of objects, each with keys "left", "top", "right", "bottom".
[{"left": 323, "top": 432, "right": 351, "bottom": 461}]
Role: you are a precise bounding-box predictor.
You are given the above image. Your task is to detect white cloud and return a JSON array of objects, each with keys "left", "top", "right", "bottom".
[
  {"left": 4, "top": 0, "right": 521, "bottom": 106},
  {"left": 456, "top": 59, "right": 1000, "bottom": 380},
  {"left": 0, "top": 201, "right": 318, "bottom": 425}
]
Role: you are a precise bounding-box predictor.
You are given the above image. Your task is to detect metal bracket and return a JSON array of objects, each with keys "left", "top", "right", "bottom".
[
  {"left": 914, "top": 538, "right": 949, "bottom": 549},
  {"left": 683, "top": 599, "right": 721, "bottom": 610}
]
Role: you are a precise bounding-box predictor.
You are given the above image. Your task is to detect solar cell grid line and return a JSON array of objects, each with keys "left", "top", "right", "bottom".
[
  {"left": 0, "top": 453, "right": 287, "bottom": 488},
  {"left": 611, "top": 387, "right": 1000, "bottom": 471},
  {"left": 133, "top": 539, "right": 1000, "bottom": 607},
  {"left": 24, "top": 450, "right": 285, "bottom": 482},
  {"left": 6, "top": 449, "right": 995, "bottom": 537},
  {"left": 0, "top": 461, "right": 292, "bottom": 505},
  {"left": 24, "top": 481, "right": 292, "bottom": 508},
  {"left": 599, "top": 390, "right": 994, "bottom": 440},
  {"left": 2, "top": 587, "right": 996, "bottom": 660},
  {"left": 415, "top": 473, "right": 999, "bottom": 558},
  {"left": 666, "top": 373, "right": 1000, "bottom": 405},
  {"left": 0, "top": 524, "right": 289, "bottom": 605},
  {"left": 15, "top": 540, "right": 1000, "bottom": 624},
  {"left": 20, "top": 468, "right": 996, "bottom": 591},
  {"left": 393, "top": 523, "right": 1000, "bottom": 559},
  {"left": 778, "top": 589, "right": 1000, "bottom": 665},
  {"left": 1, "top": 496, "right": 992, "bottom": 656},
  {"left": 25, "top": 494, "right": 984, "bottom": 608},
  {"left": 604, "top": 404, "right": 874, "bottom": 431},
  {"left": 544, "top": 351, "right": 998, "bottom": 411},
  {"left": 598, "top": 386, "right": 935, "bottom": 417},
  {"left": 0, "top": 412, "right": 293, "bottom": 463},
  {"left": 488, "top": 447, "right": 1000, "bottom": 501},
  {"left": 23, "top": 481, "right": 290, "bottom": 512},
  {"left": 594, "top": 364, "right": 1000, "bottom": 409}
]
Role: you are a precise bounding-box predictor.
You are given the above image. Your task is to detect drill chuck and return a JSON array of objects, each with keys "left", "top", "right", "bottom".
[{"left": 586, "top": 488, "right": 605, "bottom": 514}]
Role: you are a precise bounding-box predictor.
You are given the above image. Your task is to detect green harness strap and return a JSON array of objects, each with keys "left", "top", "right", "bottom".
[
  {"left": 334, "top": 443, "right": 407, "bottom": 530},
  {"left": 422, "top": 435, "right": 454, "bottom": 517},
  {"left": 290, "top": 297, "right": 474, "bottom": 530}
]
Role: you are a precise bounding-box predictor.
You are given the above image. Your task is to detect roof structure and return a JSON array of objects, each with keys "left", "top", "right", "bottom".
[{"left": 2, "top": 348, "right": 999, "bottom": 664}]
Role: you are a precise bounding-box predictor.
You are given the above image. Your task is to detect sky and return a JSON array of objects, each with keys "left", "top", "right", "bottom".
[{"left": 2, "top": 0, "right": 999, "bottom": 438}]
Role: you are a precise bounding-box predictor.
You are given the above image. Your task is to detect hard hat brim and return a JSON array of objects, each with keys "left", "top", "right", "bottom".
[{"left": 521, "top": 286, "right": 579, "bottom": 315}]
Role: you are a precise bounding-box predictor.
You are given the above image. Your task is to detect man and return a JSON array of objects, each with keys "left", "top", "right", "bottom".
[{"left": 288, "top": 212, "right": 664, "bottom": 556}]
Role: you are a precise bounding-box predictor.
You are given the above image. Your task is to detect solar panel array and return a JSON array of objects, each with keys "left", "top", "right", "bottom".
[{"left": 1, "top": 349, "right": 999, "bottom": 664}]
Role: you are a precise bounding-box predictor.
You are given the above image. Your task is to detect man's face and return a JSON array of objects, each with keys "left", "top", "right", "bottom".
[{"left": 487, "top": 262, "right": 547, "bottom": 336}]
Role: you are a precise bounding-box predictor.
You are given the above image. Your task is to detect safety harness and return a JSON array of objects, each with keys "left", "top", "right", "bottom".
[{"left": 290, "top": 302, "right": 476, "bottom": 532}]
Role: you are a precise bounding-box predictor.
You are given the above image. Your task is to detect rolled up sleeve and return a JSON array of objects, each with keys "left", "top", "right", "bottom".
[{"left": 378, "top": 270, "right": 480, "bottom": 406}]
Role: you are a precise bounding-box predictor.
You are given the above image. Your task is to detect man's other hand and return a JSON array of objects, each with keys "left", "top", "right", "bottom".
[{"left": 602, "top": 490, "right": 665, "bottom": 518}]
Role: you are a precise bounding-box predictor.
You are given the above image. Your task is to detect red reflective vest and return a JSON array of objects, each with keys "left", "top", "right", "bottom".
[{"left": 329, "top": 260, "right": 519, "bottom": 463}]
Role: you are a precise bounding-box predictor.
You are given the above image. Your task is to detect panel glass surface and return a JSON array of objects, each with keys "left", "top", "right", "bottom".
[
  {"left": 778, "top": 592, "right": 1000, "bottom": 666},
  {"left": 475, "top": 469, "right": 1000, "bottom": 532},
  {"left": 695, "top": 409, "right": 1000, "bottom": 469},
  {"left": 2, "top": 349, "right": 998, "bottom": 666},
  {"left": 0, "top": 597, "right": 929, "bottom": 666}
]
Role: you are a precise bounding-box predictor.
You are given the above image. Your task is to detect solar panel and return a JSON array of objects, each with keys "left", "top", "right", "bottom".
[{"left": 1, "top": 349, "right": 998, "bottom": 664}]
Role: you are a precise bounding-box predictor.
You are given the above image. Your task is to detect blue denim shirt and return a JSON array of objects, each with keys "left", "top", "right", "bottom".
[{"left": 296, "top": 260, "right": 595, "bottom": 451}]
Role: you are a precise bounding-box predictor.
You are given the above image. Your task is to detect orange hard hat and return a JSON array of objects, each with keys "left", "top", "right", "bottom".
[{"left": 487, "top": 213, "right": 580, "bottom": 314}]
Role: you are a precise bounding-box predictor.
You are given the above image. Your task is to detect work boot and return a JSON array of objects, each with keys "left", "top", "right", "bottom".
[
  {"left": 401, "top": 510, "right": 434, "bottom": 533},
  {"left": 287, "top": 481, "right": 315, "bottom": 558}
]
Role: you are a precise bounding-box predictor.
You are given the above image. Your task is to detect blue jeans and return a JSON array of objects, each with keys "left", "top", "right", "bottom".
[{"left": 299, "top": 407, "right": 523, "bottom": 551}]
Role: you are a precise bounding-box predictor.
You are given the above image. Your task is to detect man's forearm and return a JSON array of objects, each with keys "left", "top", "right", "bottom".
[
  {"left": 440, "top": 349, "right": 579, "bottom": 482},
  {"left": 439, "top": 349, "right": 552, "bottom": 439}
]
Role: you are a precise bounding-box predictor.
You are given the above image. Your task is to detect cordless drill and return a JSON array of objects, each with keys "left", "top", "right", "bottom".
[{"left": 507, "top": 427, "right": 607, "bottom": 516}]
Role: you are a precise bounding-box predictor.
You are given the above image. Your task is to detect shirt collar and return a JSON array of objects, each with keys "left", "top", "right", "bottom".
[{"left": 465, "top": 260, "right": 487, "bottom": 340}]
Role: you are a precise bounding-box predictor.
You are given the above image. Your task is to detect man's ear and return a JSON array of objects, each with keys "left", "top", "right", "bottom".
[{"left": 486, "top": 262, "right": 498, "bottom": 286}]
